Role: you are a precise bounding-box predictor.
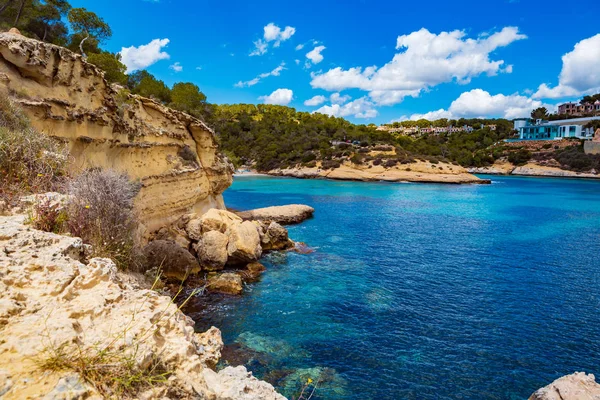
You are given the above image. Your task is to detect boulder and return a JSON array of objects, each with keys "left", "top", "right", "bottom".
[
  {"left": 262, "top": 221, "right": 293, "bottom": 251},
  {"left": 142, "top": 240, "right": 200, "bottom": 281},
  {"left": 198, "top": 208, "right": 243, "bottom": 234},
  {"left": 235, "top": 204, "right": 314, "bottom": 225},
  {"left": 237, "top": 262, "right": 266, "bottom": 283},
  {"left": 195, "top": 230, "right": 229, "bottom": 271},
  {"left": 207, "top": 273, "right": 243, "bottom": 295},
  {"left": 227, "top": 221, "right": 262, "bottom": 264},
  {"left": 530, "top": 372, "right": 600, "bottom": 400}
]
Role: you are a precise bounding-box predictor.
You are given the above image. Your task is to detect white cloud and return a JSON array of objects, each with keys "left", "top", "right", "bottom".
[
  {"left": 314, "top": 97, "right": 378, "bottom": 119},
  {"left": 310, "top": 27, "right": 526, "bottom": 105},
  {"left": 259, "top": 88, "right": 294, "bottom": 105},
  {"left": 533, "top": 34, "right": 600, "bottom": 99},
  {"left": 399, "top": 89, "right": 551, "bottom": 121},
  {"left": 235, "top": 62, "right": 286, "bottom": 87},
  {"left": 169, "top": 62, "right": 182, "bottom": 72},
  {"left": 306, "top": 45, "right": 326, "bottom": 65},
  {"left": 304, "top": 95, "right": 327, "bottom": 106},
  {"left": 120, "top": 38, "right": 170, "bottom": 73},
  {"left": 195, "top": 66, "right": 202, "bottom": 71},
  {"left": 330, "top": 92, "right": 351, "bottom": 104},
  {"left": 251, "top": 23, "right": 296, "bottom": 55},
  {"left": 295, "top": 44, "right": 304, "bottom": 51},
  {"left": 250, "top": 39, "right": 268, "bottom": 56},
  {"left": 295, "top": 59, "right": 300, "bottom": 65}
]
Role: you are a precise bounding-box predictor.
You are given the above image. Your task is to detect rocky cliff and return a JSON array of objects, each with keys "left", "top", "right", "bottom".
[{"left": 0, "top": 31, "right": 233, "bottom": 235}]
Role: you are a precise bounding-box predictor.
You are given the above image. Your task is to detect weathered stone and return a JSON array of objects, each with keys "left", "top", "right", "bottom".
[
  {"left": 236, "top": 204, "right": 315, "bottom": 225},
  {"left": 0, "top": 215, "right": 284, "bottom": 399},
  {"left": 142, "top": 240, "right": 200, "bottom": 281},
  {"left": 530, "top": 372, "right": 600, "bottom": 400},
  {"left": 262, "top": 221, "right": 293, "bottom": 251},
  {"left": 207, "top": 273, "right": 243, "bottom": 295},
  {"left": 195, "top": 230, "right": 229, "bottom": 271},
  {"left": 195, "top": 326, "right": 223, "bottom": 369},
  {"left": 197, "top": 208, "right": 243, "bottom": 234},
  {"left": 227, "top": 221, "right": 262, "bottom": 264},
  {"left": 153, "top": 225, "right": 191, "bottom": 250}
]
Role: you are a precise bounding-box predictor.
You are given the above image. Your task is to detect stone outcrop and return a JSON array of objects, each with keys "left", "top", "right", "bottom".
[
  {"left": 141, "top": 239, "right": 200, "bottom": 281},
  {"left": 195, "top": 230, "right": 229, "bottom": 271},
  {"left": 529, "top": 372, "right": 600, "bottom": 400},
  {"left": 0, "top": 215, "right": 284, "bottom": 399},
  {"left": 0, "top": 31, "right": 233, "bottom": 235},
  {"left": 207, "top": 273, "right": 244, "bottom": 295},
  {"left": 267, "top": 160, "right": 490, "bottom": 184},
  {"left": 236, "top": 204, "right": 315, "bottom": 225}
]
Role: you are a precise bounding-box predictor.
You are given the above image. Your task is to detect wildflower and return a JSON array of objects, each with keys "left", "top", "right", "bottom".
[
  {"left": 37, "top": 173, "right": 43, "bottom": 177},
  {"left": 85, "top": 205, "right": 90, "bottom": 209},
  {"left": 307, "top": 378, "right": 313, "bottom": 384}
]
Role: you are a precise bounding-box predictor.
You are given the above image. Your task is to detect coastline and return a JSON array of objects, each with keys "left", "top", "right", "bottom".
[
  {"left": 264, "top": 161, "right": 490, "bottom": 185},
  {"left": 468, "top": 162, "right": 600, "bottom": 180}
]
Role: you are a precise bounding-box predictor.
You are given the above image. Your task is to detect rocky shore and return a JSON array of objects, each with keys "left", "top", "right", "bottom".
[
  {"left": 0, "top": 214, "right": 285, "bottom": 399},
  {"left": 267, "top": 160, "right": 490, "bottom": 184},
  {"left": 469, "top": 161, "right": 600, "bottom": 179}
]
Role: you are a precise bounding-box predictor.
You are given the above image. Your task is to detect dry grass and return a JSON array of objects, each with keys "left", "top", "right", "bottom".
[
  {"left": 0, "top": 93, "right": 69, "bottom": 209},
  {"left": 66, "top": 169, "right": 141, "bottom": 270}
]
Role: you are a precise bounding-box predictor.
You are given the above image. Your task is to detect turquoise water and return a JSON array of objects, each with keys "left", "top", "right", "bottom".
[{"left": 187, "top": 175, "right": 600, "bottom": 399}]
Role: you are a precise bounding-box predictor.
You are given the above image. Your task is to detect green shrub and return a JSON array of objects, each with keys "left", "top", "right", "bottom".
[
  {"left": 554, "top": 146, "right": 600, "bottom": 172},
  {"left": 321, "top": 160, "right": 341, "bottom": 170},
  {"left": 507, "top": 149, "right": 532, "bottom": 166}
]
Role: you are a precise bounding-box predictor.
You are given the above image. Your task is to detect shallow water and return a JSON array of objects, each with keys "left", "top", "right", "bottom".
[{"left": 187, "top": 175, "right": 600, "bottom": 399}]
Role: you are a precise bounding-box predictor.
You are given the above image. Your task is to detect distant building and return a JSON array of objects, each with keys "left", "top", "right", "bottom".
[
  {"left": 515, "top": 117, "right": 600, "bottom": 140},
  {"left": 558, "top": 101, "right": 600, "bottom": 116}
]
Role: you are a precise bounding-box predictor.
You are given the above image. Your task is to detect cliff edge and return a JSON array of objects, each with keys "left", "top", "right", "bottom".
[{"left": 0, "top": 31, "right": 233, "bottom": 235}]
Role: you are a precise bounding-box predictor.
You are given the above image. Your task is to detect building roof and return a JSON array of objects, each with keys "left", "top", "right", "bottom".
[{"left": 545, "top": 116, "right": 600, "bottom": 126}]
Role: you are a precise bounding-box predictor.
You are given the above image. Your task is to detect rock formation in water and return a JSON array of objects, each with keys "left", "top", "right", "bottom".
[
  {"left": 529, "top": 372, "right": 600, "bottom": 400},
  {"left": 0, "top": 215, "right": 284, "bottom": 399},
  {"left": 235, "top": 204, "right": 315, "bottom": 225},
  {"left": 0, "top": 31, "right": 233, "bottom": 235}
]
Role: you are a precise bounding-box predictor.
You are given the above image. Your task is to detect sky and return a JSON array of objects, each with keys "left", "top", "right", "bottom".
[{"left": 70, "top": 0, "right": 600, "bottom": 124}]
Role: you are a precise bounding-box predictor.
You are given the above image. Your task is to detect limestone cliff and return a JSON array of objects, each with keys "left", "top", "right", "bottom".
[{"left": 0, "top": 31, "right": 233, "bottom": 234}]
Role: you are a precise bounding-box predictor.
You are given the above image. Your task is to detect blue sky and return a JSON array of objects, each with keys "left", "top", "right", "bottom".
[{"left": 70, "top": 0, "right": 600, "bottom": 124}]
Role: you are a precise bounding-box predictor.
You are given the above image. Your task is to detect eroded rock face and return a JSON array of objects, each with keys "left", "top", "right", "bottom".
[
  {"left": 0, "top": 32, "right": 233, "bottom": 235},
  {"left": 0, "top": 215, "right": 283, "bottom": 399},
  {"left": 530, "top": 372, "right": 600, "bottom": 400},
  {"left": 236, "top": 204, "right": 315, "bottom": 225},
  {"left": 261, "top": 221, "right": 293, "bottom": 251}
]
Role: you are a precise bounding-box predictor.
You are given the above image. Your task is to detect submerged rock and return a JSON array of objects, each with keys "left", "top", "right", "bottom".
[
  {"left": 207, "top": 272, "right": 244, "bottom": 295},
  {"left": 529, "top": 372, "right": 600, "bottom": 400},
  {"left": 236, "top": 204, "right": 315, "bottom": 225},
  {"left": 142, "top": 239, "right": 200, "bottom": 281},
  {"left": 279, "top": 367, "right": 348, "bottom": 399},
  {"left": 237, "top": 262, "right": 267, "bottom": 283}
]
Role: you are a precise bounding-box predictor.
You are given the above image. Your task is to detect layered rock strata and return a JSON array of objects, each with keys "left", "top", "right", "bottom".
[{"left": 0, "top": 31, "right": 233, "bottom": 234}]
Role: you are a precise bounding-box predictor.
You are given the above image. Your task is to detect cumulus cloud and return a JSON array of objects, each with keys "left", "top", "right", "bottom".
[
  {"left": 399, "top": 89, "right": 551, "bottom": 121},
  {"left": 259, "top": 88, "right": 294, "bottom": 105},
  {"left": 250, "top": 23, "right": 296, "bottom": 55},
  {"left": 169, "top": 62, "right": 182, "bottom": 72},
  {"left": 330, "top": 92, "right": 351, "bottom": 104},
  {"left": 310, "top": 27, "right": 526, "bottom": 105},
  {"left": 306, "top": 45, "right": 326, "bottom": 65},
  {"left": 304, "top": 95, "right": 327, "bottom": 106},
  {"left": 235, "top": 62, "right": 286, "bottom": 88},
  {"left": 315, "top": 97, "right": 378, "bottom": 119},
  {"left": 533, "top": 34, "right": 600, "bottom": 99},
  {"left": 120, "top": 38, "right": 170, "bottom": 73},
  {"left": 295, "top": 44, "right": 304, "bottom": 51}
]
